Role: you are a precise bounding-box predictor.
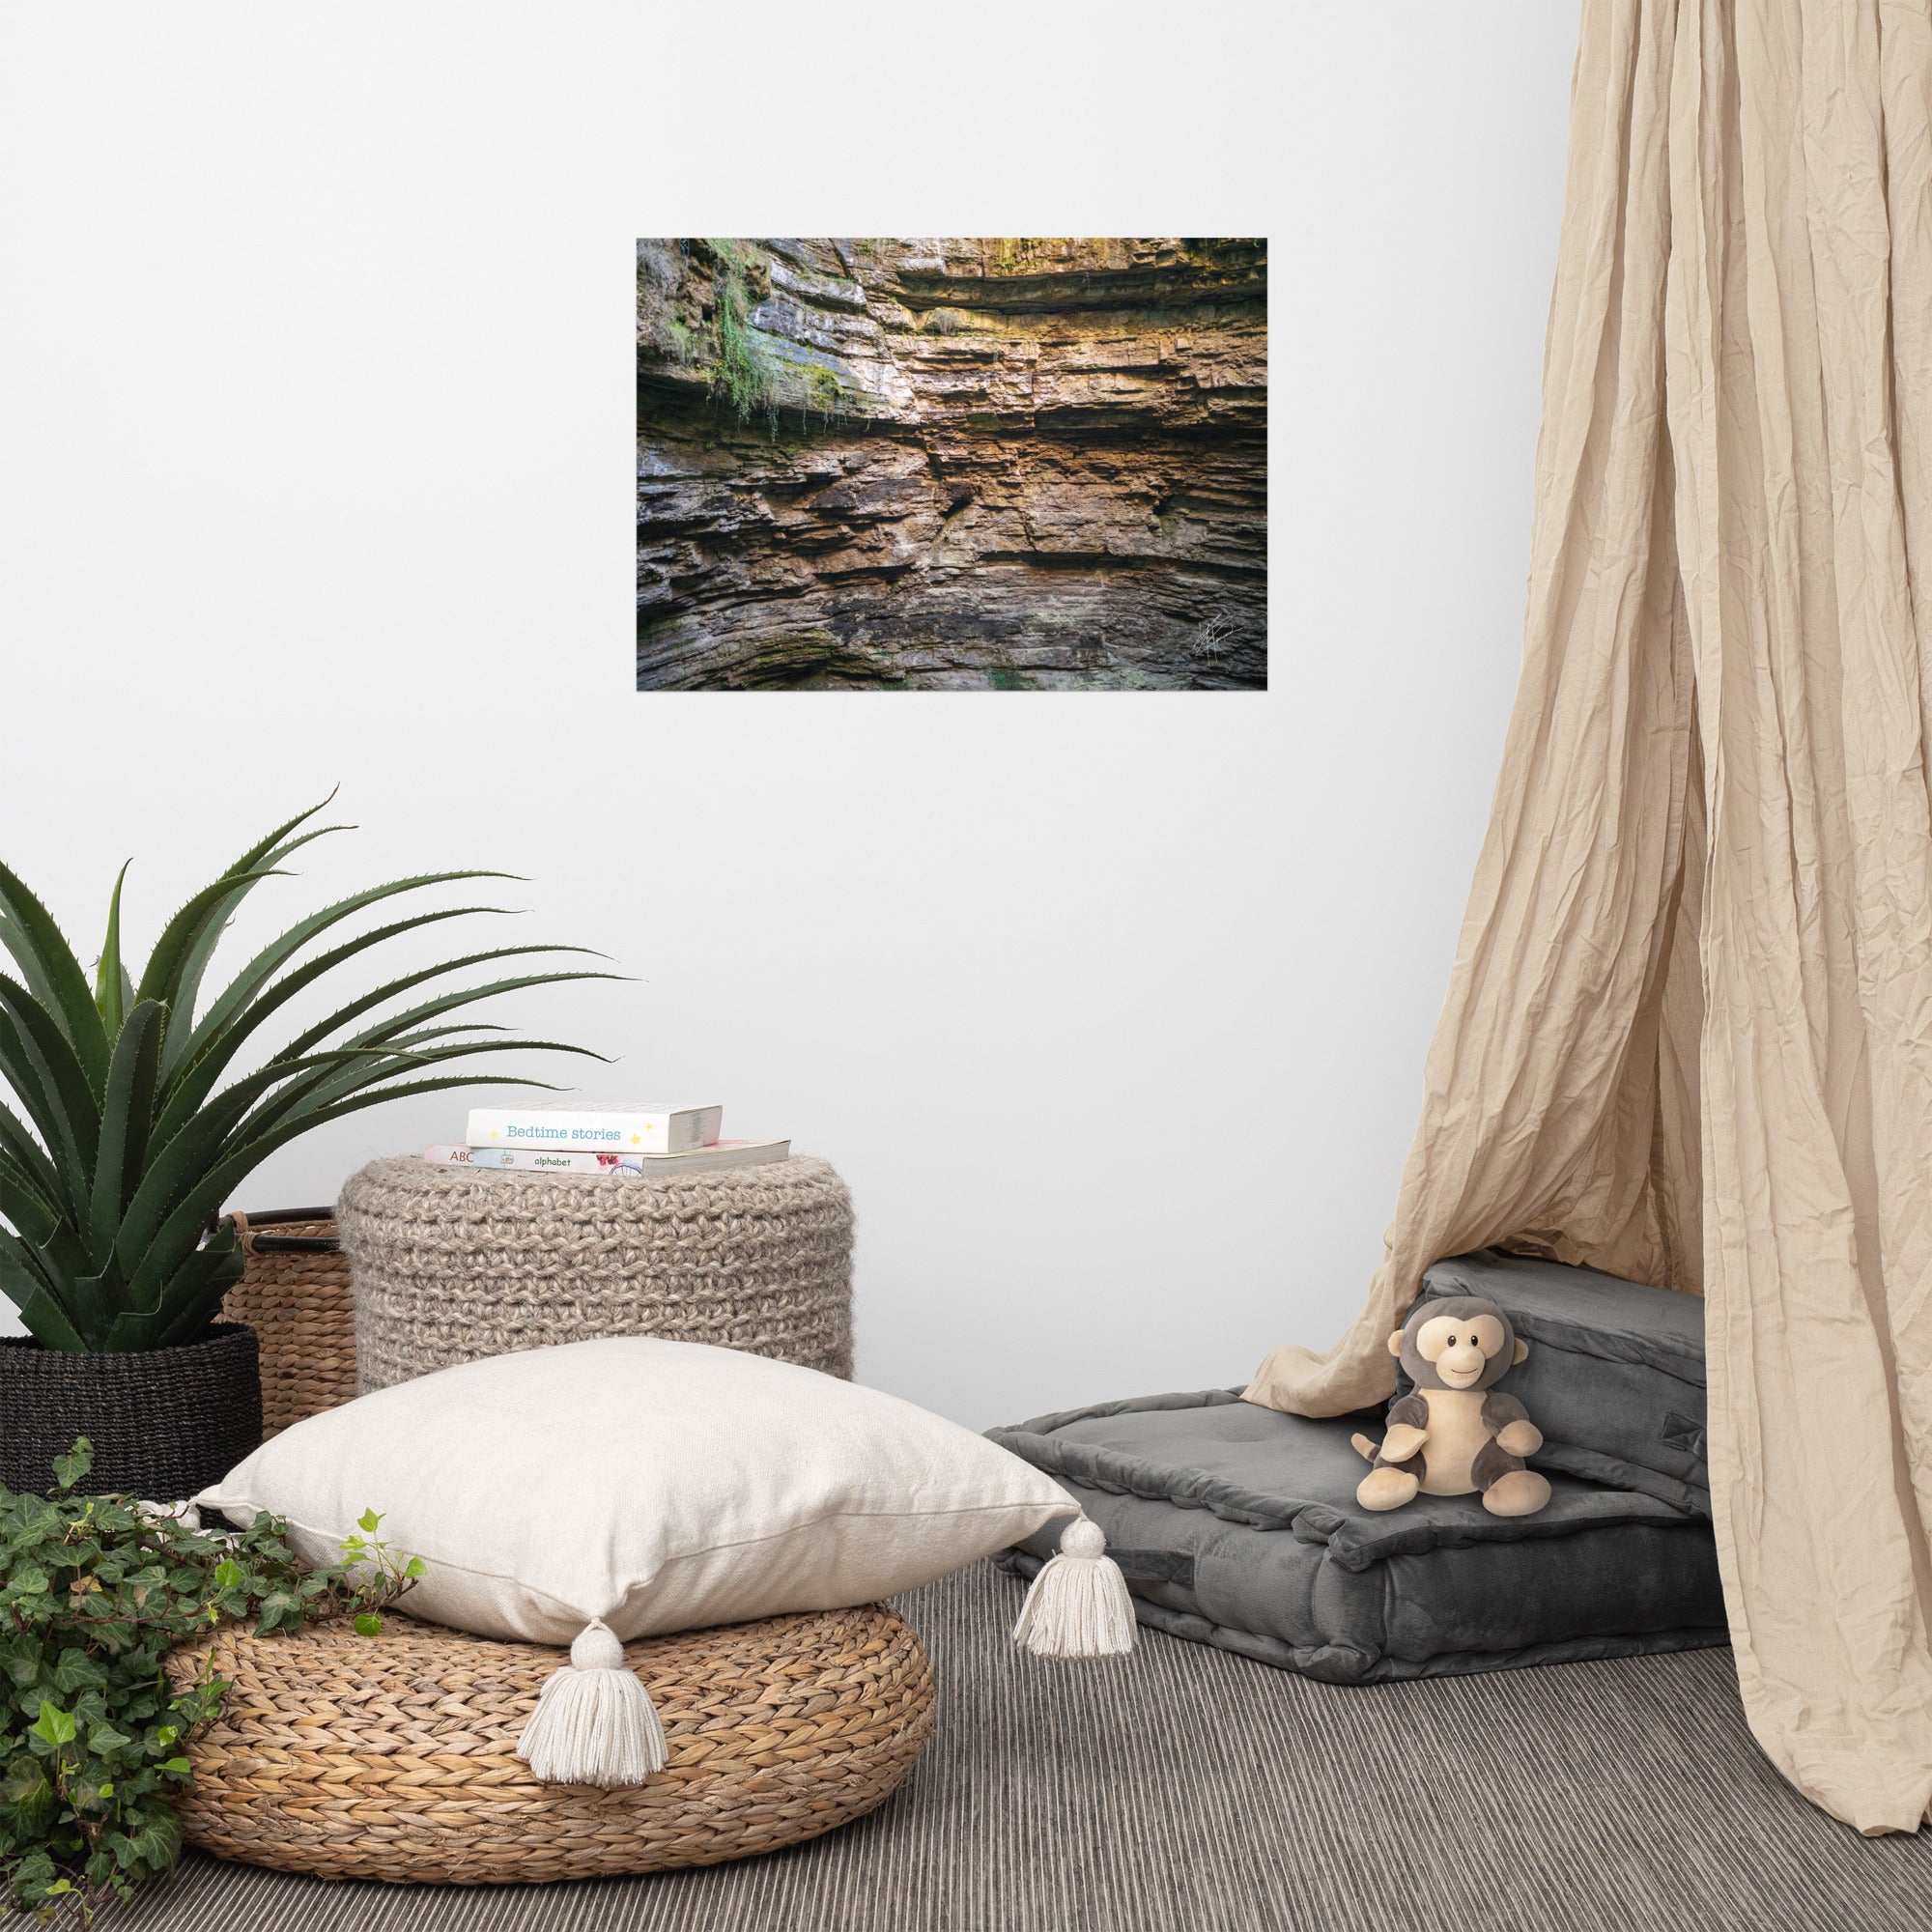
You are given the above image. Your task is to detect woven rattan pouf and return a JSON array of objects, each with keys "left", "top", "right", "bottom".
[
  {"left": 168, "top": 1603, "right": 933, "bottom": 1884},
  {"left": 336, "top": 1154, "right": 854, "bottom": 1392}
]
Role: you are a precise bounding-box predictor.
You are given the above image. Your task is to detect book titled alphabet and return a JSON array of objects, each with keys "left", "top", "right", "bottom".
[{"left": 426, "top": 1139, "right": 788, "bottom": 1178}]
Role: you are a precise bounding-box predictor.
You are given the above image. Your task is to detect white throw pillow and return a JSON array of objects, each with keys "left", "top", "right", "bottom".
[{"left": 197, "top": 1336, "right": 1081, "bottom": 1647}]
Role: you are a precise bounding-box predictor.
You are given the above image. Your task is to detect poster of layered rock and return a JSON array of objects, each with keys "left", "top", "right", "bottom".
[{"left": 637, "top": 239, "right": 1266, "bottom": 692}]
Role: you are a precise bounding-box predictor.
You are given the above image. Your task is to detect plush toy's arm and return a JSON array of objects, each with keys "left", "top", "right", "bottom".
[
  {"left": 1483, "top": 1391, "right": 1543, "bottom": 1459},
  {"left": 1378, "top": 1392, "right": 1430, "bottom": 1465}
]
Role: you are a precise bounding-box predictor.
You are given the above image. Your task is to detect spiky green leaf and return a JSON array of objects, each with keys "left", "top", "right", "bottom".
[
  {"left": 114, "top": 1048, "right": 406, "bottom": 1283},
  {"left": 154, "top": 797, "right": 348, "bottom": 1075},
  {"left": 270, "top": 953, "right": 617, "bottom": 1069},
  {"left": 170, "top": 875, "right": 519, "bottom": 1078},
  {"left": 0, "top": 1235, "right": 84, "bottom": 1349},
  {"left": 131, "top": 1046, "right": 593, "bottom": 1320},
  {"left": 0, "top": 973, "right": 100, "bottom": 1194},
  {"left": 89, "top": 1000, "right": 165, "bottom": 1269},
  {"left": 0, "top": 861, "right": 110, "bottom": 1093},
  {"left": 137, "top": 1073, "right": 565, "bottom": 1345},
  {"left": 236, "top": 1033, "right": 605, "bottom": 1151},
  {"left": 94, "top": 861, "right": 131, "bottom": 1037},
  {"left": 157, "top": 909, "right": 555, "bottom": 1125},
  {"left": 132, "top": 867, "right": 284, "bottom": 1014},
  {"left": 0, "top": 1137, "right": 63, "bottom": 1243}
]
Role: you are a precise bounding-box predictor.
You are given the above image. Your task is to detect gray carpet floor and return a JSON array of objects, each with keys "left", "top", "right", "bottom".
[{"left": 125, "top": 1561, "right": 1932, "bottom": 1932}]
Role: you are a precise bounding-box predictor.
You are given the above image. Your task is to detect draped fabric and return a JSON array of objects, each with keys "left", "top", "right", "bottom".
[{"left": 1248, "top": 0, "right": 1932, "bottom": 1833}]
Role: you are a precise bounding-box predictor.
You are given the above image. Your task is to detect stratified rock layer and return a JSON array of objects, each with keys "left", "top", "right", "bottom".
[{"left": 637, "top": 239, "right": 1266, "bottom": 691}]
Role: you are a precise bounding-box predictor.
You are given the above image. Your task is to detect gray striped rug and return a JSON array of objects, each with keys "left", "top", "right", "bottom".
[{"left": 127, "top": 1561, "right": 1931, "bottom": 1932}]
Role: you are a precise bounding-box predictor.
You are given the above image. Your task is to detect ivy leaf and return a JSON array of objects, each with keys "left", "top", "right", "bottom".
[
  {"left": 212, "top": 1557, "right": 243, "bottom": 1589},
  {"left": 404, "top": 1556, "right": 426, "bottom": 1579},
  {"left": 69, "top": 1771, "right": 117, "bottom": 1812},
  {"left": 49, "top": 1647, "right": 108, "bottom": 1694},
  {"left": 72, "top": 1674, "right": 111, "bottom": 1712},
  {"left": 156, "top": 1757, "right": 192, "bottom": 1776},
  {"left": 356, "top": 1508, "right": 383, "bottom": 1534},
  {"left": 0, "top": 1756, "right": 51, "bottom": 1806},
  {"left": 88, "top": 1721, "right": 134, "bottom": 1754},
  {"left": 252, "top": 1594, "right": 298, "bottom": 1635},
  {"left": 108, "top": 1810, "right": 180, "bottom": 1870},
  {"left": 11, "top": 1851, "right": 57, "bottom": 1896},
  {"left": 50, "top": 1437, "right": 94, "bottom": 1492},
  {"left": 31, "top": 1701, "right": 76, "bottom": 1748},
  {"left": 1, "top": 1641, "right": 43, "bottom": 1687},
  {"left": 353, "top": 1611, "right": 383, "bottom": 1637}
]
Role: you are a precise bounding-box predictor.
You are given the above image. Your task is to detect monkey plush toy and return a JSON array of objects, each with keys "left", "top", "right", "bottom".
[{"left": 1350, "top": 1294, "right": 1552, "bottom": 1517}]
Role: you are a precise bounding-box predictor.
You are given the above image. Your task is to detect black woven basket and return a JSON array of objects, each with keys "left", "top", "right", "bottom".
[{"left": 0, "top": 1323, "right": 263, "bottom": 1501}]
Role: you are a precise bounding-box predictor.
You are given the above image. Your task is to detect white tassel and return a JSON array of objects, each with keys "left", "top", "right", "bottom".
[
  {"left": 516, "top": 1619, "right": 668, "bottom": 1786},
  {"left": 1011, "top": 1517, "right": 1136, "bottom": 1659}
]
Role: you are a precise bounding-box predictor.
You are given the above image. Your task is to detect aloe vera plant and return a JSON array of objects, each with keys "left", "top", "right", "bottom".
[{"left": 0, "top": 801, "right": 611, "bottom": 1352}]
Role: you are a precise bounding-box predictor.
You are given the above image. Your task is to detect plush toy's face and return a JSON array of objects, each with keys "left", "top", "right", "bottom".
[{"left": 1386, "top": 1294, "right": 1526, "bottom": 1392}]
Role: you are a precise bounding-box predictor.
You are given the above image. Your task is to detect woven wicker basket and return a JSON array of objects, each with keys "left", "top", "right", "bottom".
[
  {"left": 220, "top": 1208, "right": 358, "bottom": 1437},
  {"left": 0, "top": 1324, "right": 260, "bottom": 1499},
  {"left": 168, "top": 1602, "right": 934, "bottom": 1883}
]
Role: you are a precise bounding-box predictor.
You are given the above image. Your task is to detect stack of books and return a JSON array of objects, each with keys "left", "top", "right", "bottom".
[{"left": 424, "top": 1104, "right": 789, "bottom": 1177}]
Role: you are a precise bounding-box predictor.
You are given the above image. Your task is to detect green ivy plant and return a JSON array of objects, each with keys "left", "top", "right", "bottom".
[
  {"left": 0, "top": 798, "right": 613, "bottom": 1351},
  {"left": 0, "top": 1439, "right": 418, "bottom": 1923}
]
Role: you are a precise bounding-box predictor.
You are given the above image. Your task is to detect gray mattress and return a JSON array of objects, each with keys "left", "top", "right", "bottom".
[
  {"left": 1422, "top": 1249, "right": 1709, "bottom": 1514},
  {"left": 990, "top": 1389, "right": 1725, "bottom": 1683}
]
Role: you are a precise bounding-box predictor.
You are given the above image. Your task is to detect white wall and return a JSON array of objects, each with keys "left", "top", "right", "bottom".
[{"left": 0, "top": 1, "right": 1579, "bottom": 1427}]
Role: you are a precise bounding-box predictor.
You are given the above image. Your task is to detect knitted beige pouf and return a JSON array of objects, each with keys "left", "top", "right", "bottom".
[
  {"left": 168, "top": 1603, "right": 933, "bottom": 1884},
  {"left": 337, "top": 1155, "right": 853, "bottom": 1392}
]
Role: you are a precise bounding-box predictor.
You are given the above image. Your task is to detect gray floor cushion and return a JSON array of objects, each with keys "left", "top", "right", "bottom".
[
  {"left": 1422, "top": 1249, "right": 1709, "bottom": 1514},
  {"left": 991, "top": 1390, "right": 1725, "bottom": 1683}
]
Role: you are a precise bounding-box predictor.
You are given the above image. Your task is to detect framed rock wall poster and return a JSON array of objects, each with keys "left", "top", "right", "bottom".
[{"left": 637, "top": 238, "right": 1267, "bottom": 692}]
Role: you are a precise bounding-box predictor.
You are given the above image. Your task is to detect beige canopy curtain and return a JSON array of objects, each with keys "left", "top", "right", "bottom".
[{"left": 1248, "top": 0, "right": 1932, "bottom": 1834}]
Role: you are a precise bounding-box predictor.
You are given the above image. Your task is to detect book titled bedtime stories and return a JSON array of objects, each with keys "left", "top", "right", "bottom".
[{"left": 465, "top": 1103, "right": 724, "bottom": 1153}]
